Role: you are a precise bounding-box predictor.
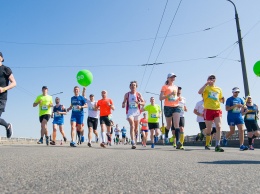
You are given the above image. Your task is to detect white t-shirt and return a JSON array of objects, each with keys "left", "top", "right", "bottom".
[
  {"left": 127, "top": 93, "right": 141, "bottom": 117},
  {"left": 114, "top": 127, "right": 120, "bottom": 135},
  {"left": 179, "top": 97, "right": 186, "bottom": 117},
  {"left": 86, "top": 99, "right": 98, "bottom": 118},
  {"left": 194, "top": 100, "right": 204, "bottom": 122}
]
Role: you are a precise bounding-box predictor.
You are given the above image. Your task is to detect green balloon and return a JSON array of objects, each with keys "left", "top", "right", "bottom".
[
  {"left": 77, "top": 70, "right": 93, "bottom": 86},
  {"left": 253, "top": 61, "right": 260, "bottom": 77}
]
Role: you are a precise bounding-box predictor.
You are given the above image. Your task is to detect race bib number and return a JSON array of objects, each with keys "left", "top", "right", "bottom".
[
  {"left": 129, "top": 102, "right": 137, "bottom": 109},
  {"left": 54, "top": 112, "right": 61, "bottom": 117},
  {"left": 89, "top": 106, "right": 94, "bottom": 111},
  {"left": 151, "top": 113, "right": 157, "bottom": 118},
  {"left": 41, "top": 105, "right": 48, "bottom": 110},
  {"left": 232, "top": 107, "right": 240, "bottom": 113},
  {"left": 246, "top": 114, "right": 255, "bottom": 120},
  {"left": 208, "top": 91, "right": 218, "bottom": 100},
  {"left": 142, "top": 123, "right": 147, "bottom": 127},
  {"left": 73, "top": 105, "right": 80, "bottom": 111}
]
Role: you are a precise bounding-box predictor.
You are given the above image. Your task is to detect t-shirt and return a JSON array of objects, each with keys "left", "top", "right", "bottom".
[
  {"left": 86, "top": 99, "right": 98, "bottom": 118},
  {"left": 144, "top": 104, "right": 161, "bottom": 123},
  {"left": 34, "top": 95, "right": 53, "bottom": 116},
  {"left": 121, "top": 128, "right": 127, "bottom": 134},
  {"left": 179, "top": 97, "right": 186, "bottom": 117},
  {"left": 53, "top": 104, "right": 65, "bottom": 123},
  {"left": 140, "top": 118, "right": 148, "bottom": 130},
  {"left": 0, "top": 65, "right": 12, "bottom": 100},
  {"left": 161, "top": 85, "right": 179, "bottom": 107},
  {"left": 71, "top": 95, "right": 86, "bottom": 116},
  {"left": 226, "top": 96, "right": 244, "bottom": 118},
  {"left": 203, "top": 85, "right": 223, "bottom": 110},
  {"left": 114, "top": 127, "right": 120, "bottom": 135},
  {"left": 194, "top": 100, "right": 204, "bottom": 122},
  {"left": 97, "top": 98, "right": 113, "bottom": 116}
]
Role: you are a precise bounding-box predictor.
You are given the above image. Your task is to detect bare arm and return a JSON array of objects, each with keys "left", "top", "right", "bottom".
[
  {"left": 122, "top": 93, "right": 127, "bottom": 108},
  {"left": 198, "top": 83, "right": 208, "bottom": 94},
  {"left": 82, "top": 87, "right": 87, "bottom": 98},
  {"left": 193, "top": 109, "right": 203, "bottom": 117}
]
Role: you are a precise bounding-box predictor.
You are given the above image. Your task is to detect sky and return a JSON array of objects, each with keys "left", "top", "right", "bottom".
[{"left": 0, "top": 0, "right": 260, "bottom": 141}]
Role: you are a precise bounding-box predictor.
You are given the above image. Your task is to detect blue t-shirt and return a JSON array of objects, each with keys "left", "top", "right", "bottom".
[
  {"left": 71, "top": 95, "right": 86, "bottom": 116},
  {"left": 121, "top": 128, "right": 127, "bottom": 134},
  {"left": 226, "top": 97, "right": 244, "bottom": 118},
  {"left": 53, "top": 105, "right": 65, "bottom": 123}
]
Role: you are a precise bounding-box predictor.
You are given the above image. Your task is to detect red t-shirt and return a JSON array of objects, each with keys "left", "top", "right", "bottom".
[{"left": 97, "top": 98, "right": 113, "bottom": 116}]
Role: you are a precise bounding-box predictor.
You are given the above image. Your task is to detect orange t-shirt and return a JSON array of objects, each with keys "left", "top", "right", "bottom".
[
  {"left": 140, "top": 118, "right": 148, "bottom": 130},
  {"left": 97, "top": 98, "right": 113, "bottom": 116},
  {"left": 161, "top": 85, "right": 179, "bottom": 107}
]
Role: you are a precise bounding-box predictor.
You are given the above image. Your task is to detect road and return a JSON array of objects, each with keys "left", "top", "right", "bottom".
[{"left": 0, "top": 143, "right": 260, "bottom": 193}]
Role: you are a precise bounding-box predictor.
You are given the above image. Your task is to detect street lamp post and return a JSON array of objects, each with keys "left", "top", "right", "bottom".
[
  {"left": 227, "top": 0, "right": 250, "bottom": 97},
  {"left": 145, "top": 91, "right": 164, "bottom": 126}
]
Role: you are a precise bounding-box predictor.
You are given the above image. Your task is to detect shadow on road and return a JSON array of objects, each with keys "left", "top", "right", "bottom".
[{"left": 198, "top": 160, "right": 260, "bottom": 165}]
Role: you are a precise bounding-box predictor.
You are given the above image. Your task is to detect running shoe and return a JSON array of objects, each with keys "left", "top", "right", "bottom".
[
  {"left": 63, "top": 136, "right": 67, "bottom": 142},
  {"left": 176, "top": 142, "right": 182, "bottom": 149},
  {"left": 240, "top": 145, "right": 248, "bottom": 151},
  {"left": 50, "top": 141, "right": 56, "bottom": 145},
  {"left": 87, "top": 142, "right": 92, "bottom": 147},
  {"left": 70, "top": 142, "right": 77, "bottom": 147},
  {"left": 165, "top": 138, "right": 169, "bottom": 144},
  {"left": 173, "top": 143, "right": 176, "bottom": 148},
  {"left": 249, "top": 145, "right": 254, "bottom": 150},
  {"left": 96, "top": 137, "right": 99, "bottom": 143},
  {"left": 151, "top": 143, "right": 155, "bottom": 148},
  {"left": 100, "top": 142, "right": 106, "bottom": 148},
  {"left": 180, "top": 145, "right": 185, "bottom": 150},
  {"left": 81, "top": 136, "right": 85, "bottom": 143},
  {"left": 205, "top": 146, "right": 210, "bottom": 150},
  {"left": 195, "top": 133, "right": 200, "bottom": 141},
  {"left": 222, "top": 138, "right": 228, "bottom": 146},
  {"left": 37, "top": 138, "right": 43, "bottom": 144},
  {"left": 208, "top": 143, "right": 212, "bottom": 147},
  {"left": 6, "top": 123, "right": 13, "bottom": 138},
  {"left": 154, "top": 136, "right": 159, "bottom": 143},
  {"left": 46, "top": 136, "right": 49, "bottom": 146},
  {"left": 131, "top": 145, "right": 136, "bottom": 149},
  {"left": 215, "top": 146, "right": 224, "bottom": 152}
]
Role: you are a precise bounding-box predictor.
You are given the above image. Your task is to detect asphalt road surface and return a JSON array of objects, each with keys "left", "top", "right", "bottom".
[{"left": 1, "top": 143, "right": 260, "bottom": 193}]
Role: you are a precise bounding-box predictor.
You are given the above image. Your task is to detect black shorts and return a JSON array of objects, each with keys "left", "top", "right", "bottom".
[
  {"left": 245, "top": 120, "right": 259, "bottom": 132},
  {"left": 116, "top": 134, "right": 119, "bottom": 138},
  {"left": 39, "top": 114, "right": 51, "bottom": 123},
  {"left": 0, "top": 100, "right": 7, "bottom": 113},
  {"left": 171, "top": 117, "right": 185, "bottom": 130},
  {"left": 87, "top": 117, "right": 98, "bottom": 130},
  {"left": 199, "top": 122, "right": 206, "bottom": 130},
  {"left": 122, "top": 134, "right": 126, "bottom": 138},
  {"left": 148, "top": 123, "right": 159, "bottom": 129},
  {"left": 100, "top": 116, "right": 111, "bottom": 126},
  {"left": 211, "top": 127, "right": 216, "bottom": 135}
]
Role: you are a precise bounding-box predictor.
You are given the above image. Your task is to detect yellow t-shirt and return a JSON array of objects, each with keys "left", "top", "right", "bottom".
[
  {"left": 203, "top": 85, "right": 223, "bottom": 110},
  {"left": 160, "top": 126, "right": 165, "bottom": 134},
  {"left": 34, "top": 95, "right": 53, "bottom": 116}
]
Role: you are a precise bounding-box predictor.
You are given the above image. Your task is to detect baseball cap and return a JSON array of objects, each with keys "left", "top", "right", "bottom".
[
  {"left": 42, "top": 86, "right": 48, "bottom": 90},
  {"left": 232, "top": 87, "right": 240, "bottom": 93},
  {"left": 167, "top": 73, "right": 177, "bottom": 78},
  {"left": 0, "top": 52, "right": 4, "bottom": 62},
  {"left": 208, "top": 74, "right": 216, "bottom": 79}
]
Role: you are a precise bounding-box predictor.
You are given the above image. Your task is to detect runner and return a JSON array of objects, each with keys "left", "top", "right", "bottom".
[
  {"left": 139, "top": 112, "right": 149, "bottom": 147},
  {"left": 143, "top": 97, "right": 161, "bottom": 148},
  {"left": 33, "top": 86, "right": 53, "bottom": 145},
  {"left": 198, "top": 74, "right": 225, "bottom": 152},
  {"left": 122, "top": 81, "right": 145, "bottom": 149},
  {"left": 223, "top": 87, "right": 248, "bottom": 151},
  {"left": 114, "top": 124, "right": 120, "bottom": 145},
  {"left": 50, "top": 97, "right": 67, "bottom": 145},
  {"left": 121, "top": 126, "right": 127, "bottom": 144},
  {"left": 171, "top": 87, "right": 187, "bottom": 150},
  {"left": 96, "top": 90, "right": 115, "bottom": 148},
  {"left": 66, "top": 86, "right": 87, "bottom": 147},
  {"left": 0, "top": 52, "right": 16, "bottom": 138},
  {"left": 82, "top": 87, "right": 99, "bottom": 147},
  {"left": 159, "top": 73, "right": 182, "bottom": 148},
  {"left": 160, "top": 123, "right": 166, "bottom": 144},
  {"left": 241, "top": 96, "right": 260, "bottom": 150}
]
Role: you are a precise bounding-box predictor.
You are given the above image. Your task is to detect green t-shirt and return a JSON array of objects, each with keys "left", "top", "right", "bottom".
[
  {"left": 34, "top": 94, "right": 53, "bottom": 116},
  {"left": 144, "top": 104, "right": 161, "bottom": 123}
]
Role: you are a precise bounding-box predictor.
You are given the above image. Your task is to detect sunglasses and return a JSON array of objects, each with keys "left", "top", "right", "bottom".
[
  {"left": 209, "top": 77, "right": 215, "bottom": 80},
  {"left": 234, "top": 92, "right": 240, "bottom": 93}
]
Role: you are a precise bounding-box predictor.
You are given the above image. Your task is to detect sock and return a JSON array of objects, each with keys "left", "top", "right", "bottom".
[
  {"left": 165, "top": 128, "right": 169, "bottom": 138},
  {"left": 101, "top": 132, "right": 106, "bottom": 143},
  {"left": 206, "top": 135, "right": 211, "bottom": 146},
  {"left": 0, "top": 118, "right": 9, "bottom": 128},
  {"left": 248, "top": 137, "right": 252, "bottom": 145},
  {"left": 215, "top": 140, "right": 220, "bottom": 146},
  {"left": 107, "top": 133, "right": 111, "bottom": 142},
  {"left": 180, "top": 132, "right": 184, "bottom": 144},
  {"left": 175, "top": 128, "right": 180, "bottom": 142}
]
